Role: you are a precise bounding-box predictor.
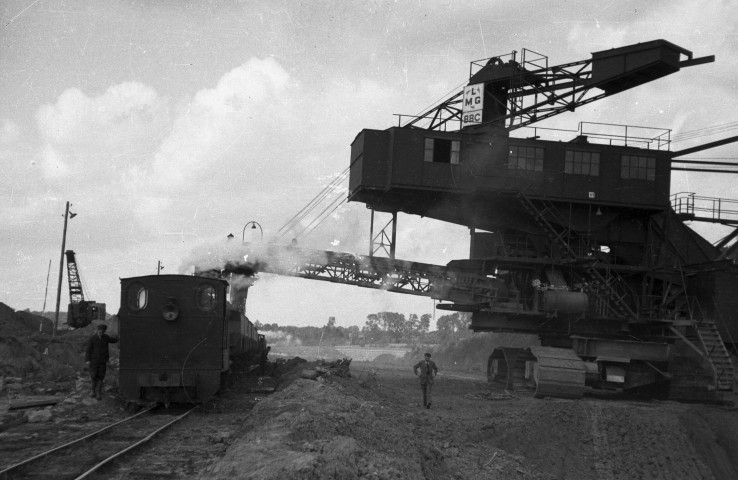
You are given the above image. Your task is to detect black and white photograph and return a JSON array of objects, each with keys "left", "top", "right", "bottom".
[{"left": 1, "top": 1, "right": 738, "bottom": 478}]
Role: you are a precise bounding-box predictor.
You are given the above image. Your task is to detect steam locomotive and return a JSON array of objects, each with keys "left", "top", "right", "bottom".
[{"left": 118, "top": 274, "right": 265, "bottom": 404}]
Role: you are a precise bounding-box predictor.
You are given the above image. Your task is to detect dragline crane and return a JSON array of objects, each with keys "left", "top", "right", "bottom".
[
  {"left": 217, "top": 39, "right": 738, "bottom": 403},
  {"left": 65, "top": 250, "right": 106, "bottom": 328}
]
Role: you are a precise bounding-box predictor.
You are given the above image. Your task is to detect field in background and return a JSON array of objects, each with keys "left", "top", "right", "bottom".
[{"left": 270, "top": 345, "right": 411, "bottom": 362}]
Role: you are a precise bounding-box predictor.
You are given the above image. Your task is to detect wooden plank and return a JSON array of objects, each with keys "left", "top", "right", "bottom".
[{"left": 9, "top": 397, "right": 61, "bottom": 410}]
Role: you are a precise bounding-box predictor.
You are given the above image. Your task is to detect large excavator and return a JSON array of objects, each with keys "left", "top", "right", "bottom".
[
  {"left": 65, "top": 250, "right": 106, "bottom": 328},
  {"left": 216, "top": 40, "right": 738, "bottom": 402}
]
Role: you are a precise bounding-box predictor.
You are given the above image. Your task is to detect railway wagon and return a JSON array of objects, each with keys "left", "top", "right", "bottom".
[{"left": 118, "top": 274, "right": 264, "bottom": 404}]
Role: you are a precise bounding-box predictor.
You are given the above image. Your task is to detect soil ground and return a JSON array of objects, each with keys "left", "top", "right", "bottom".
[
  {"left": 2, "top": 304, "right": 738, "bottom": 479},
  {"left": 206, "top": 353, "right": 738, "bottom": 480}
]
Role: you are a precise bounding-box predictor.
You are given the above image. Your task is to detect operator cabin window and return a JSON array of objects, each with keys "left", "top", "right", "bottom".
[
  {"left": 621, "top": 155, "right": 656, "bottom": 181},
  {"left": 565, "top": 150, "right": 600, "bottom": 176},
  {"left": 424, "top": 138, "right": 460, "bottom": 164},
  {"left": 509, "top": 145, "right": 544, "bottom": 172}
]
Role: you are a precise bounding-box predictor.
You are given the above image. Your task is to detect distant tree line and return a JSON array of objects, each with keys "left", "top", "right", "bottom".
[{"left": 255, "top": 312, "right": 472, "bottom": 346}]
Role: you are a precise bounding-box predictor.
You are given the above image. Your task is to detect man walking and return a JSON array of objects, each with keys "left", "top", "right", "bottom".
[
  {"left": 413, "top": 352, "right": 438, "bottom": 409},
  {"left": 85, "top": 324, "right": 118, "bottom": 400}
]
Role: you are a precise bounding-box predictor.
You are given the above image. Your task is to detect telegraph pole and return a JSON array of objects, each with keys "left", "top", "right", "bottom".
[{"left": 53, "top": 201, "right": 72, "bottom": 337}]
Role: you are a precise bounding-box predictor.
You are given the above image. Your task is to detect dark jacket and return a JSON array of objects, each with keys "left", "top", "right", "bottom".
[
  {"left": 413, "top": 359, "right": 438, "bottom": 385},
  {"left": 85, "top": 333, "right": 118, "bottom": 364}
]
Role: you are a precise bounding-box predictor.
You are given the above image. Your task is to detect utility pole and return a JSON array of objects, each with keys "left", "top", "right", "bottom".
[
  {"left": 157, "top": 261, "right": 164, "bottom": 275},
  {"left": 40, "top": 259, "right": 51, "bottom": 333},
  {"left": 53, "top": 201, "right": 72, "bottom": 337}
]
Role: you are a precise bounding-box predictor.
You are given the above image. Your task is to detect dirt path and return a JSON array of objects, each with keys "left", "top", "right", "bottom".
[{"left": 206, "top": 360, "right": 738, "bottom": 480}]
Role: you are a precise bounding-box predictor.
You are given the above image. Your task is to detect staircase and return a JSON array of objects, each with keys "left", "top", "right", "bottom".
[{"left": 696, "top": 320, "right": 735, "bottom": 391}]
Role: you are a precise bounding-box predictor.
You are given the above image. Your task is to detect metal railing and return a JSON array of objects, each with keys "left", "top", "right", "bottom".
[{"left": 671, "top": 192, "right": 738, "bottom": 225}]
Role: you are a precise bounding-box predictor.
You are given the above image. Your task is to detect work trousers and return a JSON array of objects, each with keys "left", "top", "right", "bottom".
[
  {"left": 90, "top": 363, "right": 107, "bottom": 382},
  {"left": 420, "top": 381, "right": 433, "bottom": 406}
]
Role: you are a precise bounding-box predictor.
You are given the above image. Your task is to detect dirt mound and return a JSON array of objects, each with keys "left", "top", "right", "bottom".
[
  {"left": 204, "top": 360, "right": 738, "bottom": 480},
  {"left": 0, "top": 303, "right": 51, "bottom": 337},
  {"left": 0, "top": 303, "right": 109, "bottom": 383},
  {"left": 0, "top": 336, "right": 44, "bottom": 377}
]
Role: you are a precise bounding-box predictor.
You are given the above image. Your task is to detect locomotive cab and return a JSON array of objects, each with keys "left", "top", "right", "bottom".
[{"left": 118, "top": 274, "right": 261, "bottom": 404}]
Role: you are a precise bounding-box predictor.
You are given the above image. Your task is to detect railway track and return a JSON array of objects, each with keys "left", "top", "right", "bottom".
[{"left": 0, "top": 406, "right": 196, "bottom": 480}]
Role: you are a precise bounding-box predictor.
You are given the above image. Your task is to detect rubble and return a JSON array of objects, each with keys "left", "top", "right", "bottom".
[{"left": 300, "top": 357, "right": 352, "bottom": 380}]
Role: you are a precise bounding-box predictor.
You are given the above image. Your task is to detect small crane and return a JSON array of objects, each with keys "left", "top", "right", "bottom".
[{"left": 65, "top": 250, "right": 106, "bottom": 328}]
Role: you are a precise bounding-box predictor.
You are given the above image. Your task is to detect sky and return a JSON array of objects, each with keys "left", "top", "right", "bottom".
[{"left": 2, "top": 0, "right": 737, "bottom": 330}]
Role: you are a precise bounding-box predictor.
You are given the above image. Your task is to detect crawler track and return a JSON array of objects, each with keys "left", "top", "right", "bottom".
[{"left": 0, "top": 406, "right": 195, "bottom": 480}]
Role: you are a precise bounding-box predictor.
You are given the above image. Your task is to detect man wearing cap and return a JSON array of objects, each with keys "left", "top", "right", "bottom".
[
  {"left": 413, "top": 352, "right": 439, "bottom": 409},
  {"left": 85, "top": 324, "right": 118, "bottom": 400}
]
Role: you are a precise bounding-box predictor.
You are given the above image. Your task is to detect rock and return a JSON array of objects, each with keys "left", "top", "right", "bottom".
[
  {"left": 26, "top": 408, "right": 53, "bottom": 423},
  {"left": 210, "top": 432, "right": 232, "bottom": 443},
  {"left": 301, "top": 369, "right": 319, "bottom": 380},
  {"left": 0, "top": 411, "right": 27, "bottom": 432}
]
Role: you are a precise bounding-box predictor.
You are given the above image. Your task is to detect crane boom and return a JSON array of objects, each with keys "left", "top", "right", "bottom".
[
  {"left": 404, "top": 39, "right": 714, "bottom": 132},
  {"left": 64, "top": 250, "right": 105, "bottom": 329},
  {"left": 65, "top": 250, "right": 84, "bottom": 305},
  {"left": 199, "top": 243, "right": 499, "bottom": 307}
]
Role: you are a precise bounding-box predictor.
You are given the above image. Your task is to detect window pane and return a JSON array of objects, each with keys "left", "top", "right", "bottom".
[
  {"left": 450, "top": 150, "right": 459, "bottom": 164},
  {"left": 127, "top": 282, "right": 147, "bottom": 311},
  {"left": 424, "top": 138, "right": 433, "bottom": 162},
  {"left": 196, "top": 284, "right": 217, "bottom": 311}
]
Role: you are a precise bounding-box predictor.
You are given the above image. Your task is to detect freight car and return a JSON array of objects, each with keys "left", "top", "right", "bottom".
[{"left": 118, "top": 274, "right": 265, "bottom": 404}]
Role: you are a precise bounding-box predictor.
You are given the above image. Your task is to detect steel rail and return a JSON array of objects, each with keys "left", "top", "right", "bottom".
[
  {"left": 75, "top": 406, "right": 197, "bottom": 479},
  {"left": 0, "top": 406, "right": 157, "bottom": 476}
]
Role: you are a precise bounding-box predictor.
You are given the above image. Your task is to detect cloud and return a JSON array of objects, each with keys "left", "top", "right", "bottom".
[
  {"left": 151, "top": 57, "right": 292, "bottom": 189},
  {"left": 0, "top": 119, "right": 20, "bottom": 144},
  {"left": 36, "top": 83, "right": 161, "bottom": 145},
  {"left": 39, "top": 144, "right": 69, "bottom": 179}
]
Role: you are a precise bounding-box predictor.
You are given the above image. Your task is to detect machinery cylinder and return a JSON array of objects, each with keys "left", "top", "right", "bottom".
[{"left": 542, "top": 290, "right": 588, "bottom": 314}]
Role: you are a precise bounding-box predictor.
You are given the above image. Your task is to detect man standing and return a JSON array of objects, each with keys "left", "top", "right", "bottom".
[
  {"left": 259, "top": 346, "right": 272, "bottom": 376},
  {"left": 413, "top": 352, "right": 438, "bottom": 409},
  {"left": 85, "top": 324, "right": 118, "bottom": 400}
]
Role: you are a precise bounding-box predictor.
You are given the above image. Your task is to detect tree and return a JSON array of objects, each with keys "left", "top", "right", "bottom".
[
  {"left": 362, "top": 313, "right": 383, "bottom": 344},
  {"left": 436, "top": 312, "right": 472, "bottom": 343},
  {"left": 379, "top": 311, "right": 407, "bottom": 343},
  {"left": 420, "top": 313, "right": 431, "bottom": 333}
]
